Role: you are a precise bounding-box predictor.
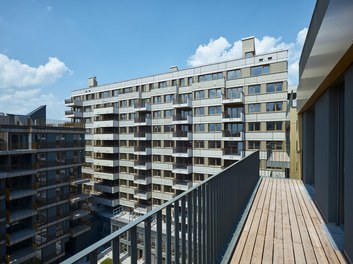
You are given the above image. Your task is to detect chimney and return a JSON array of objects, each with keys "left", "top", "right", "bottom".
[
  {"left": 170, "top": 66, "right": 178, "bottom": 72},
  {"left": 88, "top": 76, "right": 98, "bottom": 87},
  {"left": 242, "top": 37, "right": 256, "bottom": 58}
]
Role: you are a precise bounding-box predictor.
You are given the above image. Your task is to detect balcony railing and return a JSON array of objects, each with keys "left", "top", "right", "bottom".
[{"left": 62, "top": 151, "right": 259, "bottom": 264}]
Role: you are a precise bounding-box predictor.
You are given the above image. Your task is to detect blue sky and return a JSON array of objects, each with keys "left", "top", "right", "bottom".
[{"left": 0, "top": 0, "right": 315, "bottom": 119}]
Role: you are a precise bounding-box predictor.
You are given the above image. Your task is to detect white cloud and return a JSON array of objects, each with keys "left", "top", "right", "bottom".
[
  {"left": 187, "top": 28, "right": 308, "bottom": 86},
  {"left": 0, "top": 55, "right": 71, "bottom": 119},
  {"left": 0, "top": 54, "right": 71, "bottom": 89}
]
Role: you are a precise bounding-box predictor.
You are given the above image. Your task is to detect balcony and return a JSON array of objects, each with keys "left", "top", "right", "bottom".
[
  {"left": 222, "top": 112, "right": 244, "bottom": 122},
  {"left": 133, "top": 146, "right": 152, "bottom": 155},
  {"left": 94, "top": 146, "right": 119, "bottom": 154},
  {"left": 70, "top": 209, "right": 91, "bottom": 221},
  {"left": 65, "top": 98, "right": 83, "bottom": 107},
  {"left": 134, "top": 101, "right": 152, "bottom": 111},
  {"left": 93, "top": 133, "right": 119, "bottom": 141},
  {"left": 93, "top": 195, "right": 119, "bottom": 207},
  {"left": 93, "top": 106, "right": 119, "bottom": 115},
  {"left": 5, "top": 187, "right": 36, "bottom": 201},
  {"left": 6, "top": 228, "right": 36, "bottom": 246},
  {"left": 222, "top": 130, "right": 244, "bottom": 141},
  {"left": 222, "top": 92, "right": 245, "bottom": 104},
  {"left": 6, "top": 246, "right": 36, "bottom": 264},
  {"left": 93, "top": 120, "right": 119, "bottom": 128},
  {"left": 6, "top": 209, "right": 37, "bottom": 223},
  {"left": 64, "top": 149, "right": 350, "bottom": 264},
  {"left": 93, "top": 158, "right": 119, "bottom": 167},
  {"left": 172, "top": 98, "right": 192, "bottom": 108},
  {"left": 94, "top": 170, "right": 119, "bottom": 180},
  {"left": 172, "top": 180, "right": 192, "bottom": 191},
  {"left": 172, "top": 115, "right": 192, "bottom": 124},
  {"left": 133, "top": 176, "right": 152, "bottom": 185},
  {"left": 95, "top": 183, "right": 119, "bottom": 193},
  {"left": 133, "top": 131, "right": 152, "bottom": 141},
  {"left": 172, "top": 147, "right": 192, "bottom": 157},
  {"left": 223, "top": 148, "right": 244, "bottom": 160},
  {"left": 172, "top": 163, "right": 192, "bottom": 174},
  {"left": 70, "top": 193, "right": 90, "bottom": 204},
  {"left": 119, "top": 199, "right": 138, "bottom": 209},
  {"left": 172, "top": 130, "right": 192, "bottom": 140},
  {"left": 133, "top": 161, "right": 152, "bottom": 170},
  {"left": 134, "top": 116, "right": 152, "bottom": 126},
  {"left": 134, "top": 190, "right": 152, "bottom": 200},
  {"left": 65, "top": 110, "right": 83, "bottom": 118},
  {"left": 70, "top": 224, "right": 91, "bottom": 238}
]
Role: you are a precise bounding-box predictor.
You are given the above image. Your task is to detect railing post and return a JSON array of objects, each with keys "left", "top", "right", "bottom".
[
  {"left": 181, "top": 195, "right": 186, "bottom": 263},
  {"left": 112, "top": 236, "right": 120, "bottom": 264},
  {"left": 187, "top": 192, "right": 193, "bottom": 264},
  {"left": 193, "top": 189, "right": 198, "bottom": 264},
  {"left": 156, "top": 211, "right": 163, "bottom": 264},
  {"left": 144, "top": 219, "right": 151, "bottom": 264},
  {"left": 166, "top": 206, "right": 172, "bottom": 264},
  {"left": 130, "top": 226, "right": 137, "bottom": 264},
  {"left": 89, "top": 250, "right": 97, "bottom": 264},
  {"left": 174, "top": 200, "right": 180, "bottom": 264}
]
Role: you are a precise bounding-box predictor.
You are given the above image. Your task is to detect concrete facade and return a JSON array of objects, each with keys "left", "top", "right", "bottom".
[{"left": 65, "top": 38, "right": 289, "bottom": 222}]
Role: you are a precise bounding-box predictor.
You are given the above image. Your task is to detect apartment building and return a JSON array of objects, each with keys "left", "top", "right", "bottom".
[
  {"left": 298, "top": 0, "right": 353, "bottom": 261},
  {"left": 0, "top": 106, "right": 90, "bottom": 264},
  {"left": 65, "top": 37, "right": 288, "bottom": 220}
]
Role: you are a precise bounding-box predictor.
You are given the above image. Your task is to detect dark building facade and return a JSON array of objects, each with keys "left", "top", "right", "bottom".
[{"left": 298, "top": 0, "right": 353, "bottom": 261}]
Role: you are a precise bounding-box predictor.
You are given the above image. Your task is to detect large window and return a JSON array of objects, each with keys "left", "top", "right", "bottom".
[
  {"left": 227, "top": 69, "right": 241, "bottom": 80},
  {"left": 248, "top": 104, "right": 261, "bottom": 113},
  {"left": 164, "top": 109, "right": 174, "bottom": 118},
  {"left": 158, "top": 81, "right": 167, "bottom": 88},
  {"left": 266, "top": 141, "right": 283, "bottom": 150},
  {"left": 209, "top": 123, "right": 221, "bottom": 132},
  {"left": 266, "top": 102, "right": 283, "bottom": 112},
  {"left": 248, "top": 85, "right": 261, "bottom": 94},
  {"left": 248, "top": 141, "right": 260, "bottom": 150},
  {"left": 195, "top": 107, "right": 205, "bottom": 116},
  {"left": 153, "top": 111, "right": 161, "bottom": 118},
  {"left": 209, "top": 158, "right": 221, "bottom": 166},
  {"left": 194, "top": 157, "right": 204, "bottom": 165},
  {"left": 153, "top": 96, "right": 161, "bottom": 104},
  {"left": 209, "top": 106, "right": 222, "bottom": 115},
  {"left": 164, "top": 94, "right": 174, "bottom": 103},
  {"left": 209, "top": 88, "right": 222, "bottom": 98},
  {"left": 153, "top": 125, "right": 161, "bottom": 133},
  {"left": 266, "top": 82, "right": 283, "bottom": 93},
  {"left": 164, "top": 125, "right": 174, "bottom": 133},
  {"left": 227, "top": 87, "right": 243, "bottom": 99},
  {"left": 198, "top": 74, "right": 212, "bottom": 82},
  {"left": 194, "top": 141, "right": 205, "bottom": 148},
  {"left": 209, "top": 141, "right": 221, "bottom": 149},
  {"left": 195, "top": 90, "right": 205, "bottom": 100},
  {"left": 266, "top": 121, "right": 283, "bottom": 131},
  {"left": 248, "top": 122, "right": 261, "bottom": 131},
  {"left": 195, "top": 124, "right": 205, "bottom": 132},
  {"left": 226, "top": 123, "right": 243, "bottom": 137},
  {"left": 250, "top": 65, "right": 270, "bottom": 76}
]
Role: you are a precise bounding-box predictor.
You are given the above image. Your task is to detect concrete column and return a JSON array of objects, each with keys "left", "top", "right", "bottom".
[
  {"left": 314, "top": 87, "right": 338, "bottom": 223},
  {"left": 344, "top": 64, "right": 353, "bottom": 262}
]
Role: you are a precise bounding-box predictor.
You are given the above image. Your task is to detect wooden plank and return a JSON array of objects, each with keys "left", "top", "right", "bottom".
[
  {"left": 251, "top": 235, "right": 265, "bottom": 264},
  {"left": 335, "top": 249, "right": 348, "bottom": 264},
  {"left": 257, "top": 178, "right": 269, "bottom": 209},
  {"left": 296, "top": 180, "right": 317, "bottom": 218},
  {"left": 269, "top": 178, "right": 277, "bottom": 212},
  {"left": 293, "top": 243, "right": 306, "bottom": 264},
  {"left": 311, "top": 217, "right": 341, "bottom": 264},
  {"left": 313, "top": 246, "right": 330, "bottom": 264},
  {"left": 273, "top": 238, "right": 283, "bottom": 264},
  {"left": 262, "top": 237, "right": 274, "bottom": 264},
  {"left": 285, "top": 179, "right": 302, "bottom": 244},
  {"left": 274, "top": 179, "right": 283, "bottom": 240},
  {"left": 230, "top": 230, "right": 249, "bottom": 264},
  {"left": 296, "top": 215, "right": 318, "bottom": 263},
  {"left": 257, "top": 179, "right": 273, "bottom": 236}
]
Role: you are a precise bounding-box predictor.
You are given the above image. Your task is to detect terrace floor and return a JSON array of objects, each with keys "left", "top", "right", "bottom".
[{"left": 230, "top": 177, "right": 347, "bottom": 263}]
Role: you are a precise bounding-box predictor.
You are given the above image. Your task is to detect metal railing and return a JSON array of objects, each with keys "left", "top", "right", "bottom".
[{"left": 62, "top": 151, "right": 259, "bottom": 264}]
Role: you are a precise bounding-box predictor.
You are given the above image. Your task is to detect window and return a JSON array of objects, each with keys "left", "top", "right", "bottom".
[
  {"left": 198, "top": 74, "right": 212, "bottom": 82},
  {"left": 164, "top": 155, "right": 173, "bottom": 163},
  {"left": 248, "top": 104, "right": 261, "bottom": 113},
  {"left": 179, "top": 78, "right": 185, "bottom": 87},
  {"left": 248, "top": 122, "right": 261, "bottom": 131},
  {"left": 153, "top": 155, "right": 161, "bottom": 162},
  {"left": 195, "top": 124, "right": 205, "bottom": 132},
  {"left": 164, "top": 109, "right": 174, "bottom": 118},
  {"left": 164, "top": 140, "right": 174, "bottom": 148},
  {"left": 266, "top": 102, "right": 283, "bottom": 112},
  {"left": 267, "top": 141, "right": 283, "bottom": 150},
  {"left": 172, "top": 80, "right": 177, "bottom": 86},
  {"left": 225, "top": 123, "right": 243, "bottom": 137},
  {"left": 227, "top": 87, "right": 243, "bottom": 99},
  {"left": 158, "top": 81, "right": 167, "bottom": 88},
  {"left": 209, "top": 88, "right": 222, "bottom": 98},
  {"left": 113, "top": 90, "right": 120, "bottom": 96},
  {"left": 188, "top": 77, "right": 193, "bottom": 85},
  {"left": 225, "top": 107, "right": 242, "bottom": 118},
  {"left": 212, "top": 72, "right": 223, "bottom": 80},
  {"left": 209, "top": 123, "right": 221, "bottom": 132},
  {"left": 194, "top": 157, "right": 204, "bottom": 165},
  {"left": 153, "top": 184, "right": 161, "bottom": 191},
  {"left": 209, "top": 158, "right": 221, "bottom": 166},
  {"left": 153, "top": 170, "right": 161, "bottom": 177},
  {"left": 245, "top": 51, "right": 254, "bottom": 58},
  {"left": 153, "top": 125, "right": 161, "bottom": 133},
  {"left": 153, "top": 96, "right": 161, "bottom": 104},
  {"left": 248, "top": 141, "right": 260, "bottom": 150},
  {"left": 129, "top": 99, "right": 137, "bottom": 107},
  {"left": 195, "top": 90, "right": 205, "bottom": 100},
  {"left": 194, "top": 173, "right": 204, "bottom": 182},
  {"left": 120, "top": 100, "right": 127, "bottom": 108},
  {"left": 120, "top": 114, "right": 127, "bottom": 120},
  {"left": 266, "top": 82, "right": 283, "bottom": 93},
  {"left": 209, "top": 141, "right": 221, "bottom": 149},
  {"left": 120, "top": 127, "right": 127, "bottom": 134},
  {"left": 248, "top": 85, "right": 260, "bottom": 94},
  {"left": 266, "top": 121, "right": 283, "bottom": 131},
  {"left": 227, "top": 69, "right": 241, "bottom": 80},
  {"left": 194, "top": 141, "right": 205, "bottom": 148},
  {"left": 195, "top": 107, "right": 205, "bottom": 116},
  {"left": 250, "top": 65, "right": 270, "bottom": 76},
  {"left": 153, "top": 111, "right": 161, "bottom": 118},
  {"left": 153, "top": 140, "right": 161, "bottom": 147},
  {"left": 209, "top": 106, "right": 222, "bottom": 115},
  {"left": 164, "top": 94, "right": 174, "bottom": 103},
  {"left": 164, "top": 125, "right": 174, "bottom": 133}
]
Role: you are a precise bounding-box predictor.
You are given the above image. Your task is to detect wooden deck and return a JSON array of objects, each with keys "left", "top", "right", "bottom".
[{"left": 230, "top": 177, "right": 347, "bottom": 264}]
